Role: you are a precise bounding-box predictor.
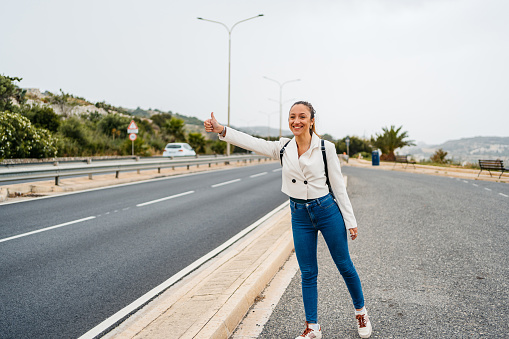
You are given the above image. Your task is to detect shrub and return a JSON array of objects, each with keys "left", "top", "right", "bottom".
[
  {"left": 430, "top": 148, "right": 448, "bottom": 164},
  {"left": 0, "top": 111, "right": 58, "bottom": 158}
]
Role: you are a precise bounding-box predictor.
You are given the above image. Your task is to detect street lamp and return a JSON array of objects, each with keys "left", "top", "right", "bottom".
[
  {"left": 198, "top": 14, "right": 264, "bottom": 156},
  {"left": 263, "top": 76, "right": 300, "bottom": 138}
]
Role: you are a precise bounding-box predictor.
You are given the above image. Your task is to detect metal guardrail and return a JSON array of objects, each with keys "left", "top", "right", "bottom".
[{"left": 0, "top": 154, "right": 271, "bottom": 185}]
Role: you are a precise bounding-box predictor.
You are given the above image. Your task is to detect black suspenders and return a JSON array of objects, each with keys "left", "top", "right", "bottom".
[{"left": 280, "top": 139, "right": 333, "bottom": 195}]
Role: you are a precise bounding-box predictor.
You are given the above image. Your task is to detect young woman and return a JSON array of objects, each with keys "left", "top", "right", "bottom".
[{"left": 204, "top": 101, "right": 372, "bottom": 339}]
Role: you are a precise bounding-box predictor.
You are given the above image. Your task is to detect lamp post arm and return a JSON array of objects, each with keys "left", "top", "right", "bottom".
[
  {"left": 197, "top": 17, "right": 230, "bottom": 32},
  {"left": 231, "top": 14, "right": 264, "bottom": 31}
]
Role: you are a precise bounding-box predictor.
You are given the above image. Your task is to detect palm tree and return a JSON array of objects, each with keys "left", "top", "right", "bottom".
[{"left": 371, "top": 125, "right": 415, "bottom": 161}]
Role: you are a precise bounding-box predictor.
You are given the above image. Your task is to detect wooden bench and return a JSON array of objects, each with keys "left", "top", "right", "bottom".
[
  {"left": 478, "top": 160, "right": 507, "bottom": 179},
  {"left": 393, "top": 155, "right": 416, "bottom": 169}
]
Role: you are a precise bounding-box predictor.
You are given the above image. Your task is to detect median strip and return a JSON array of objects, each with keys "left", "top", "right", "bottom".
[
  {"left": 136, "top": 191, "right": 195, "bottom": 207},
  {"left": 211, "top": 178, "right": 241, "bottom": 188},
  {"left": 0, "top": 216, "right": 96, "bottom": 244}
]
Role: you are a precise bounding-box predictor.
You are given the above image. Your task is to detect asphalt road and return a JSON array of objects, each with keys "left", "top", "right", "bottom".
[
  {"left": 0, "top": 162, "right": 286, "bottom": 339},
  {"left": 260, "top": 166, "right": 509, "bottom": 338}
]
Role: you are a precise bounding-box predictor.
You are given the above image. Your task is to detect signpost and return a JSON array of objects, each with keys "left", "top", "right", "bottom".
[
  {"left": 345, "top": 136, "right": 350, "bottom": 157},
  {"left": 127, "top": 120, "right": 138, "bottom": 156}
]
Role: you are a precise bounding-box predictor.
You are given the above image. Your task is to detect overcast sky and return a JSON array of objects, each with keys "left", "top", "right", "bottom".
[{"left": 2, "top": 0, "right": 508, "bottom": 145}]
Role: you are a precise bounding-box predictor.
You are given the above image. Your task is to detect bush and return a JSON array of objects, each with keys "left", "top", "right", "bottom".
[
  {"left": 188, "top": 132, "right": 206, "bottom": 154},
  {"left": 211, "top": 140, "right": 226, "bottom": 155},
  {"left": 22, "top": 104, "right": 60, "bottom": 132},
  {"left": 430, "top": 148, "right": 448, "bottom": 164},
  {"left": 0, "top": 111, "right": 58, "bottom": 158}
]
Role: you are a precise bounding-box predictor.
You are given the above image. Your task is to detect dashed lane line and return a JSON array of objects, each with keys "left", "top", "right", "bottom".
[
  {"left": 485, "top": 188, "right": 492, "bottom": 191},
  {"left": 0, "top": 216, "right": 96, "bottom": 244},
  {"left": 136, "top": 191, "right": 195, "bottom": 207},
  {"left": 211, "top": 179, "right": 241, "bottom": 188},
  {"left": 250, "top": 172, "right": 268, "bottom": 178},
  {"left": 499, "top": 193, "right": 508, "bottom": 198},
  {"left": 272, "top": 168, "right": 282, "bottom": 172}
]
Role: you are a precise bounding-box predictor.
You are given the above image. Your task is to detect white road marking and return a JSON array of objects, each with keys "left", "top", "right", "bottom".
[
  {"left": 136, "top": 191, "right": 195, "bottom": 207},
  {"left": 272, "top": 168, "right": 282, "bottom": 172},
  {"left": 78, "top": 201, "right": 290, "bottom": 339},
  {"left": 472, "top": 184, "right": 479, "bottom": 187},
  {"left": 211, "top": 179, "right": 241, "bottom": 188},
  {"left": 499, "top": 193, "right": 508, "bottom": 198},
  {"left": 485, "top": 188, "right": 492, "bottom": 191},
  {"left": 250, "top": 172, "right": 268, "bottom": 178},
  {"left": 0, "top": 216, "right": 96, "bottom": 244},
  {"left": 463, "top": 180, "right": 469, "bottom": 183}
]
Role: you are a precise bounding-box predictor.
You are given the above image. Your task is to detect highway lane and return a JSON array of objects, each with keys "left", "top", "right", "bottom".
[
  {"left": 260, "top": 166, "right": 509, "bottom": 338},
  {"left": 0, "top": 162, "right": 286, "bottom": 339}
]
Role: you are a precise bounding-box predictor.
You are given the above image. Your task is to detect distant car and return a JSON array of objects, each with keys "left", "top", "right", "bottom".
[{"left": 162, "top": 143, "right": 196, "bottom": 157}]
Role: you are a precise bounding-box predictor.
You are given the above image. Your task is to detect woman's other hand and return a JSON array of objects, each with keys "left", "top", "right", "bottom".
[
  {"left": 204, "top": 112, "right": 224, "bottom": 133},
  {"left": 349, "top": 228, "right": 358, "bottom": 240}
]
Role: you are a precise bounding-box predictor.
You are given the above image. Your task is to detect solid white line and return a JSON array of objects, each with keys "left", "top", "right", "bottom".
[
  {"left": 211, "top": 179, "right": 241, "bottom": 188},
  {"left": 250, "top": 172, "right": 268, "bottom": 178},
  {"left": 0, "top": 216, "right": 96, "bottom": 244},
  {"left": 499, "top": 193, "right": 508, "bottom": 198},
  {"left": 485, "top": 188, "right": 492, "bottom": 191},
  {"left": 136, "top": 191, "right": 194, "bottom": 207},
  {"left": 78, "top": 200, "right": 290, "bottom": 339}
]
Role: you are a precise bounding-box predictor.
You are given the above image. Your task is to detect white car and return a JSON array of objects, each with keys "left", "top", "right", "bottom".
[{"left": 162, "top": 143, "right": 196, "bottom": 157}]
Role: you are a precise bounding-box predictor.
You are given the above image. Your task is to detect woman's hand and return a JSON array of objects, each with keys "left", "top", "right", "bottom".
[
  {"left": 204, "top": 112, "right": 224, "bottom": 133},
  {"left": 349, "top": 228, "right": 358, "bottom": 240}
]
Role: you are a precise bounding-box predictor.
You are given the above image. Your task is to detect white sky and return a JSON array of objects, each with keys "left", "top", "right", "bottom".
[{"left": 2, "top": 0, "right": 508, "bottom": 145}]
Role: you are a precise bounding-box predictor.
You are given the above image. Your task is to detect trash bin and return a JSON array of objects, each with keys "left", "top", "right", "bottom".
[{"left": 372, "top": 150, "right": 380, "bottom": 166}]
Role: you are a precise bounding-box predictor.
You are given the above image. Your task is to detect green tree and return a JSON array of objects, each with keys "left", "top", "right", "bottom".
[
  {"left": 22, "top": 104, "right": 60, "bottom": 132},
  {"left": 430, "top": 148, "right": 448, "bottom": 164},
  {"left": 151, "top": 112, "right": 172, "bottom": 128},
  {"left": 59, "top": 116, "right": 88, "bottom": 144},
  {"left": 336, "top": 136, "right": 372, "bottom": 155},
  {"left": 0, "top": 111, "right": 58, "bottom": 159},
  {"left": 211, "top": 140, "right": 226, "bottom": 155},
  {"left": 188, "top": 132, "right": 206, "bottom": 153},
  {"left": 0, "top": 75, "right": 26, "bottom": 112},
  {"left": 98, "top": 113, "right": 130, "bottom": 138},
  {"left": 371, "top": 125, "right": 415, "bottom": 161},
  {"left": 165, "top": 117, "right": 186, "bottom": 142}
]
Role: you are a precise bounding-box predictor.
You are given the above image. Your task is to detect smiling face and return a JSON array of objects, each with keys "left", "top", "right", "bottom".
[{"left": 288, "top": 104, "right": 315, "bottom": 137}]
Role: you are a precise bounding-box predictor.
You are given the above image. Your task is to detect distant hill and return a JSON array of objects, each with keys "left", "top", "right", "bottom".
[{"left": 400, "top": 136, "right": 509, "bottom": 163}]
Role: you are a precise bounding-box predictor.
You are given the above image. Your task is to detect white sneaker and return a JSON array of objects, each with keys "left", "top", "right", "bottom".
[
  {"left": 356, "top": 309, "right": 372, "bottom": 338},
  {"left": 295, "top": 322, "right": 322, "bottom": 339}
]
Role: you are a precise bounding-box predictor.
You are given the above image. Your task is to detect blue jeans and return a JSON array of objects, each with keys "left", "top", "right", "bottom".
[{"left": 290, "top": 193, "right": 364, "bottom": 323}]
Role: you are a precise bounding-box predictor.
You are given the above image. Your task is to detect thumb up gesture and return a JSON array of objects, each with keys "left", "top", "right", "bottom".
[{"left": 204, "top": 112, "right": 224, "bottom": 133}]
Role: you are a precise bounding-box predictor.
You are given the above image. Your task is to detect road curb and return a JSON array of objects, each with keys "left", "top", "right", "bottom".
[{"left": 102, "top": 202, "right": 293, "bottom": 339}]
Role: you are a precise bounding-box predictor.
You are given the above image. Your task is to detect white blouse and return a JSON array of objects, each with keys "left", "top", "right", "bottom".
[{"left": 219, "top": 127, "right": 358, "bottom": 229}]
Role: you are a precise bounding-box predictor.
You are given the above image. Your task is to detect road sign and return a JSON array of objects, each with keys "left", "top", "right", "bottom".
[
  {"left": 127, "top": 120, "right": 138, "bottom": 134},
  {"left": 129, "top": 133, "right": 137, "bottom": 141}
]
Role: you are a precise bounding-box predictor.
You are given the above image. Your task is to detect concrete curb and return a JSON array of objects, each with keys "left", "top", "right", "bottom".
[{"left": 103, "top": 203, "right": 294, "bottom": 339}]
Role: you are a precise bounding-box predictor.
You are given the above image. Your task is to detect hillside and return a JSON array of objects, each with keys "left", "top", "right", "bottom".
[{"left": 400, "top": 136, "right": 509, "bottom": 163}]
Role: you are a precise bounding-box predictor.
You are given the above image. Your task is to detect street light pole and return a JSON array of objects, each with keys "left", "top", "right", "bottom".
[
  {"left": 198, "top": 14, "right": 264, "bottom": 156},
  {"left": 263, "top": 77, "right": 300, "bottom": 138}
]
